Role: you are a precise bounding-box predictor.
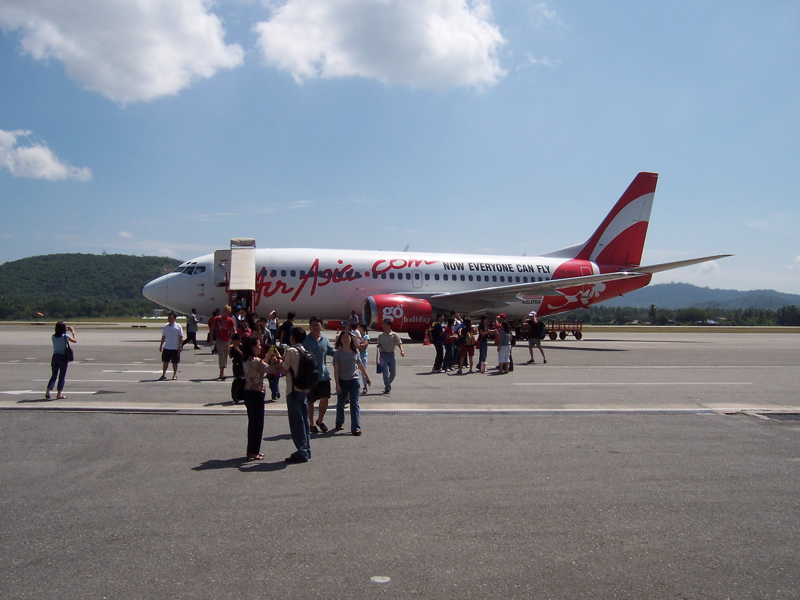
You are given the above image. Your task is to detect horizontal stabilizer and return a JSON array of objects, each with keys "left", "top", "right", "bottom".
[{"left": 423, "top": 254, "right": 731, "bottom": 313}]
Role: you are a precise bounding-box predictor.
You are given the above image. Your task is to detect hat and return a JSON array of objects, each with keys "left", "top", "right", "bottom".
[
  {"left": 497, "top": 313, "right": 506, "bottom": 319},
  {"left": 528, "top": 311, "right": 537, "bottom": 317}
]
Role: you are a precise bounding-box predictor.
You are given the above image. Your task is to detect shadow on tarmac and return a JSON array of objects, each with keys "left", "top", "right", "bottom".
[{"left": 192, "top": 456, "right": 288, "bottom": 473}]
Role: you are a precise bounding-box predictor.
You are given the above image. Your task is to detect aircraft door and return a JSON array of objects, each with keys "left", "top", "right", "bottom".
[
  {"left": 213, "top": 250, "right": 231, "bottom": 288},
  {"left": 412, "top": 269, "right": 423, "bottom": 289}
]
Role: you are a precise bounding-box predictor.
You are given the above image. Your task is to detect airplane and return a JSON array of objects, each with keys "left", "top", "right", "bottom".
[{"left": 142, "top": 172, "right": 730, "bottom": 337}]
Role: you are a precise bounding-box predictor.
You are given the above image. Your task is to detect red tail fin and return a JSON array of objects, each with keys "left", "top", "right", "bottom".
[{"left": 574, "top": 172, "right": 658, "bottom": 268}]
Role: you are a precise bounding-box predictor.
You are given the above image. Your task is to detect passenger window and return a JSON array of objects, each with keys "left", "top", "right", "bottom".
[
  {"left": 389, "top": 273, "right": 395, "bottom": 280},
  {"left": 434, "top": 274, "right": 440, "bottom": 281},
  {"left": 443, "top": 274, "right": 449, "bottom": 281},
  {"left": 492, "top": 276, "right": 497, "bottom": 282},
  {"left": 424, "top": 274, "right": 430, "bottom": 280},
  {"left": 270, "top": 270, "right": 277, "bottom": 278},
  {"left": 460, "top": 275, "right": 465, "bottom": 281},
  {"left": 281, "top": 270, "right": 287, "bottom": 277}
]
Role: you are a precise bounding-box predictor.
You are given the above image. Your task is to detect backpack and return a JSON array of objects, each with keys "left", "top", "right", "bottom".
[
  {"left": 465, "top": 330, "right": 476, "bottom": 346},
  {"left": 538, "top": 321, "right": 547, "bottom": 340},
  {"left": 290, "top": 347, "right": 319, "bottom": 391}
]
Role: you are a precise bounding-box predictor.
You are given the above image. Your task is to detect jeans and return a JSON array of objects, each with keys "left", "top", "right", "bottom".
[
  {"left": 380, "top": 352, "right": 397, "bottom": 392},
  {"left": 443, "top": 343, "right": 455, "bottom": 370},
  {"left": 360, "top": 352, "right": 369, "bottom": 389},
  {"left": 243, "top": 389, "right": 265, "bottom": 455},
  {"left": 478, "top": 338, "right": 488, "bottom": 367},
  {"left": 47, "top": 353, "right": 69, "bottom": 392},
  {"left": 268, "top": 375, "right": 280, "bottom": 399},
  {"left": 286, "top": 390, "right": 311, "bottom": 460},
  {"left": 433, "top": 341, "right": 444, "bottom": 371},
  {"left": 336, "top": 378, "right": 361, "bottom": 432}
]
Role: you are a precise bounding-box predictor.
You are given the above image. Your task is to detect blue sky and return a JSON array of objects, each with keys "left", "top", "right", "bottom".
[{"left": 2, "top": 0, "right": 799, "bottom": 293}]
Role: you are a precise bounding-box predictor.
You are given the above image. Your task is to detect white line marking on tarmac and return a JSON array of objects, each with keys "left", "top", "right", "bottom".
[
  {"left": 514, "top": 382, "right": 753, "bottom": 386},
  {"left": 1, "top": 390, "right": 99, "bottom": 395}
]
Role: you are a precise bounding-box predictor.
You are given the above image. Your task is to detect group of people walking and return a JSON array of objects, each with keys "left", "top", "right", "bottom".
[
  {"left": 428, "top": 311, "right": 547, "bottom": 375},
  {"left": 44, "top": 304, "right": 544, "bottom": 465}
]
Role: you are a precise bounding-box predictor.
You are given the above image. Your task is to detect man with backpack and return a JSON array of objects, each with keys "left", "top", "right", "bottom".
[
  {"left": 280, "top": 326, "right": 317, "bottom": 464},
  {"left": 526, "top": 312, "right": 548, "bottom": 364}
]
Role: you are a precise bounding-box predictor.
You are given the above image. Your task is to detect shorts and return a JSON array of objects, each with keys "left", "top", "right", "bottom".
[
  {"left": 215, "top": 339, "right": 229, "bottom": 369},
  {"left": 528, "top": 337, "right": 542, "bottom": 349},
  {"left": 307, "top": 379, "right": 332, "bottom": 402},
  {"left": 161, "top": 349, "right": 181, "bottom": 364},
  {"left": 460, "top": 344, "right": 475, "bottom": 358},
  {"left": 497, "top": 346, "right": 511, "bottom": 364}
]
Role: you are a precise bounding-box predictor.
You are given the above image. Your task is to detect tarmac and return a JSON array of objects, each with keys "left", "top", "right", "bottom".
[{"left": 1, "top": 324, "right": 799, "bottom": 599}]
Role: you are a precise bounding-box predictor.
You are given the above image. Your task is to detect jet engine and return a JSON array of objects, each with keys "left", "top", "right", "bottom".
[{"left": 362, "top": 295, "right": 433, "bottom": 335}]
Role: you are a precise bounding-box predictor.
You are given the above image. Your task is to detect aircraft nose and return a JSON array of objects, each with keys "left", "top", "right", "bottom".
[{"left": 142, "top": 275, "right": 170, "bottom": 307}]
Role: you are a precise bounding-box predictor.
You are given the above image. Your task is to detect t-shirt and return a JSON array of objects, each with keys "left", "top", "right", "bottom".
[
  {"left": 303, "top": 334, "right": 334, "bottom": 381},
  {"left": 332, "top": 350, "right": 364, "bottom": 381},
  {"left": 377, "top": 331, "right": 402, "bottom": 354},
  {"left": 283, "top": 345, "right": 312, "bottom": 393},
  {"left": 52, "top": 333, "right": 68, "bottom": 355},
  {"left": 161, "top": 322, "right": 184, "bottom": 350},
  {"left": 216, "top": 316, "right": 236, "bottom": 342}
]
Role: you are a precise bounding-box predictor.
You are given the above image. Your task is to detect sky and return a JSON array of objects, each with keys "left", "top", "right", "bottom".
[{"left": 1, "top": 0, "right": 799, "bottom": 294}]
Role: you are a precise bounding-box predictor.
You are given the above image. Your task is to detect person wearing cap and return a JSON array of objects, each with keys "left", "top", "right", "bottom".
[
  {"left": 377, "top": 318, "right": 404, "bottom": 394},
  {"left": 526, "top": 312, "right": 547, "bottom": 364}
]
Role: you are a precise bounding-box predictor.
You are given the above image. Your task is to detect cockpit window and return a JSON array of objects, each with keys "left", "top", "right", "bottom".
[{"left": 193, "top": 266, "right": 205, "bottom": 274}]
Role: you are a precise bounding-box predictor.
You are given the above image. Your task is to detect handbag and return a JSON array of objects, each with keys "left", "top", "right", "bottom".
[{"left": 65, "top": 338, "right": 74, "bottom": 362}]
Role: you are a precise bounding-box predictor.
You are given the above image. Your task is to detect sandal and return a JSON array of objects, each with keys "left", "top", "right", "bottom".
[
  {"left": 310, "top": 425, "right": 319, "bottom": 434},
  {"left": 247, "top": 453, "right": 265, "bottom": 460},
  {"left": 57, "top": 394, "right": 67, "bottom": 399},
  {"left": 316, "top": 421, "right": 328, "bottom": 433},
  {"left": 45, "top": 391, "right": 51, "bottom": 399}
]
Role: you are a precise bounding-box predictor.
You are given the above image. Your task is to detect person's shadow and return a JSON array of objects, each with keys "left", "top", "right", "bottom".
[{"left": 191, "top": 456, "right": 287, "bottom": 472}]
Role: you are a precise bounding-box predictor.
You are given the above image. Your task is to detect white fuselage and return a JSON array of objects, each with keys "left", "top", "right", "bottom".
[{"left": 143, "top": 247, "right": 583, "bottom": 321}]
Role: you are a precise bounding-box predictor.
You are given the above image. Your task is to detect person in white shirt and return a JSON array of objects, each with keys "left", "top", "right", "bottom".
[{"left": 159, "top": 312, "right": 183, "bottom": 380}]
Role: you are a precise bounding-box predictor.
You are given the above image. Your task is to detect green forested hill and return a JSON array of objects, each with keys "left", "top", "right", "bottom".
[{"left": 0, "top": 254, "right": 181, "bottom": 319}]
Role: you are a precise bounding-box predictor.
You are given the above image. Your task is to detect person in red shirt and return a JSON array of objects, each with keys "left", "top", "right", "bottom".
[{"left": 214, "top": 305, "right": 237, "bottom": 380}]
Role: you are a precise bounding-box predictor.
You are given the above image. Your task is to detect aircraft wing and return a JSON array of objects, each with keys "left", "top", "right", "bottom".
[{"left": 420, "top": 254, "right": 732, "bottom": 313}]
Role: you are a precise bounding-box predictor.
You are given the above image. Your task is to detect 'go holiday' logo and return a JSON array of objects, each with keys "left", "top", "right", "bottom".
[{"left": 382, "top": 305, "right": 404, "bottom": 320}]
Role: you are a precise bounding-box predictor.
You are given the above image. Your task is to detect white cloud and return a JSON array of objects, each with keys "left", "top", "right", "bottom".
[
  {"left": 698, "top": 260, "right": 721, "bottom": 275},
  {"left": 0, "top": 0, "right": 244, "bottom": 103},
  {"left": 255, "top": 0, "right": 506, "bottom": 89},
  {"left": 527, "top": 2, "right": 565, "bottom": 30},
  {"left": 0, "top": 129, "right": 92, "bottom": 181}
]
